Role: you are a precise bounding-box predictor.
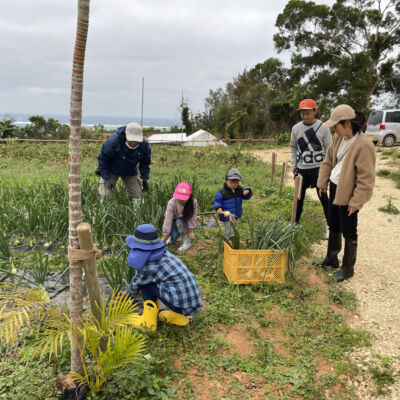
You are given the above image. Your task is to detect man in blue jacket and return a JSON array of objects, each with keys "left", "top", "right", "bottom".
[
  {"left": 97, "top": 122, "right": 151, "bottom": 201},
  {"left": 213, "top": 168, "right": 252, "bottom": 237}
]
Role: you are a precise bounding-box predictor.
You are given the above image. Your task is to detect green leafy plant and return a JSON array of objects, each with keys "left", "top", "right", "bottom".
[
  {"left": 0, "top": 232, "right": 12, "bottom": 271},
  {"left": 99, "top": 255, "right": 127, "bottom": 293},
  {"left": 0, "top": 232, "right": 11, "bottom": 260},
  {"left": 378, "top": 197, "right": 399, "bottom": 215},
  {"left": 247, "top": 216, "right": 304, "bottom": 273},
  {"left": 0, "top": 285, "right": 145, "bottom": 393},
  {"left": 219, "top": 220, "right": 241, "bottom": 250},
  {"left": 377, "top": 169, "right": 391, "bottom": 177},
  {"left": 0, "top": 175, "right": 213, "bottom": 251},
  {"left": 29, "top": 249, "right": 50, "bottom": 285},
  {"left": 276, "top": 132, "right": 291, "bottom": 145},
  {"left": 221, "top": 215, "right": 305, "bottom": 273},
  {"left": 0, "top": 282, "right": 51, "bottom": 344},
  {"left": 370, "top": 359, "right": 396, "bottom": 395}
]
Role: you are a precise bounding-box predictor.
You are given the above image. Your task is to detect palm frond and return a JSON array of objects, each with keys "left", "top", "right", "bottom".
[
  {"left": 0, "top": 283, "right": 52, "bottom": 345},
  {"left": 97, "top": 290, "right": 139, "bottom": 333},
  {"left": 98, "top": 326, "right": 145, "bottom": 377},
  {"left": 67, "top": 371, "right": 90, "bottom": 388},
  {"left": 67, "top": 326, "right": 145, "bottom": 393},
  {"left": 32, "top": 310, "right": 71, "bottom": 361}
]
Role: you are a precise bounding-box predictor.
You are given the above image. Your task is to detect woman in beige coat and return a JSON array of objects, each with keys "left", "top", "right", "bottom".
[{"left": 315, "top": 105, "right": 375, "bottom": 282}]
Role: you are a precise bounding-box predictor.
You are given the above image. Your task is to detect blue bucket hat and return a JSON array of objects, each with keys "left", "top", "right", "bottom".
[
  {"left": 126, "top": 224, "right": 165, "bottom": 251},
  {"left": 126, "top": 224, "right": 165, "bottom": 270}
]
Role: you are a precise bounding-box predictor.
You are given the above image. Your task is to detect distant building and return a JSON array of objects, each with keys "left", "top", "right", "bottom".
[
  {"left": 147, "top": 130, "right": 226, "bottom": 146},
  {"left": 183, "top": 130, "right": 227, "bottom": 147},
  {"left": 147, "top": 132, "right": 187, "bottom": 144}
]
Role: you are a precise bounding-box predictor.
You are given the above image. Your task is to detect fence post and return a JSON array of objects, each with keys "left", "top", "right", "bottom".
[
  {"left": 271, "top": 152, "right": 277, "bottom": 184},
  {"left": 279, "top": 162, "right": 287, "bottom": 197},
  {"left": 77, "top": 222, "right": 103, "bottom": 325},
  {"left": 291, "top": 175, "right": 303, "bottom": 224}
]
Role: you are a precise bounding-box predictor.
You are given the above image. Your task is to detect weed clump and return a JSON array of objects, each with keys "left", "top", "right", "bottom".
[{"left": 378, "top": 197, "right": 399, "bottom": 215}]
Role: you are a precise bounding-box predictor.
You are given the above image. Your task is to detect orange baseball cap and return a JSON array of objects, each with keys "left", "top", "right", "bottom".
[{"left": 298, "top": 99, "right": 317, "bottom": 111}]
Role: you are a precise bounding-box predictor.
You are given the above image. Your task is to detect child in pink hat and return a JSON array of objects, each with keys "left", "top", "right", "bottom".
[{"left": 161, "top": 182, "right": 198, "bottom": 251}]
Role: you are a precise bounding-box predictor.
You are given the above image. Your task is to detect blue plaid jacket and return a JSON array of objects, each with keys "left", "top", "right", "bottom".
[{"left": 125, "top": 251, "right": 202, "bottom": 316}]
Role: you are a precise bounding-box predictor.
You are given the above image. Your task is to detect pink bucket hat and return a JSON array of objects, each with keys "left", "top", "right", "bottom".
[{"left": 173, "top": 182, "right": 192, "bottom": 201}]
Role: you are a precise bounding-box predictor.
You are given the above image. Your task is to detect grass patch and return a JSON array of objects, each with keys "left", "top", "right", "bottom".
[
  {"left": 377, "top": 169, "right": 391, "bottom": 177},
  {"left": 378, "top": 196, "right": 400, "bottom": 215},
  {"left": 388, "top": 170, "right": 400, "bottom": 188},
  {"left": 376, "top": 168, "right": 400, "bottom": 189},
  {"left": 369, "top": 357, "right": 396, "bottom": 395},
  {"left": 376, "top": 147, "right": 400, "bottom": 188},
  {"left": 382, "top": 148, "right": 400, "bottom": 159}
]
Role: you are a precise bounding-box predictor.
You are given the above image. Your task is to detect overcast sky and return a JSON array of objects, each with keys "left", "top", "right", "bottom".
[{"left": 1, "top": 0, "right": 333, "bottom": 119}]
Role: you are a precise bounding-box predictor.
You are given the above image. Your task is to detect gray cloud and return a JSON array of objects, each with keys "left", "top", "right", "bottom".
[{"left": 0, "top": 0, "right": 333, "bottom": 119}]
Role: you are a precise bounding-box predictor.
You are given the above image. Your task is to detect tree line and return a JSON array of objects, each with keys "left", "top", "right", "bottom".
[
  {"left": 181, "top": 0, "right": 400, "bottom": 139},
  {"left": 0, "top": 115, "right": 180, "bottom": 140},
  {"left": 0, "top": 115, "right": 104, "bottom": 140}
]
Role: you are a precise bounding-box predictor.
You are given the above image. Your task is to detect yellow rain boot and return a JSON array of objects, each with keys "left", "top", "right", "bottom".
[
  {"left": 130, "top": 300, "right": 158, "bottom": 331},
  {"left": 159, "top": 310, "right": 191, "bottom": 327}
]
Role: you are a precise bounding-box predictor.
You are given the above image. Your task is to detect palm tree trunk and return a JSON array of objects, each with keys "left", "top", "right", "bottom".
[{"left": 68, "top": 0, "right": 90, "bottom": 375}]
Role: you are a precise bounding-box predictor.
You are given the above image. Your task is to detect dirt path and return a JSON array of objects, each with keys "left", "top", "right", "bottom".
[{"left": 251, "top": 146, "right": 400, "bottom": 399}]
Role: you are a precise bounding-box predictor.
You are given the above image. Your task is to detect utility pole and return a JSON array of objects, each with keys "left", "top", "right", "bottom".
[
  {"left": 181, "top": 91, "right": 184, "bottom": 133},
  {"left": 140, "top": 77, "right": 144, "bottom": 127}
]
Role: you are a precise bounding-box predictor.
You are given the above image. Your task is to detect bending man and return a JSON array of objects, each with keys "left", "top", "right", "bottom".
[{"left": 97, "top": 122, "right": 151, "bottom": 202}]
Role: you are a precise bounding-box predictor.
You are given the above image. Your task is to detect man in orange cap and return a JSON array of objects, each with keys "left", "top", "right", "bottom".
[{"left": 290, "top": 99, "right": 332, "bottom": 226}]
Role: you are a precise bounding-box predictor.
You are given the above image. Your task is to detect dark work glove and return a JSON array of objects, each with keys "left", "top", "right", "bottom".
[
  {"left": 94, "top": 167, "right": 101, "bottom": 176},
  {"left": 142, "top": 180, "right": 149, "bottom": 193}
]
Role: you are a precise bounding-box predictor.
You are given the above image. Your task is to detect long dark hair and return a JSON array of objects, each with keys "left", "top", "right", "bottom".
[
  {"left": 340, "top": 111, "right": 366, "bottom": 134},
  {"left": 182, "top": 195, "right": 195, "bottom": 221}
]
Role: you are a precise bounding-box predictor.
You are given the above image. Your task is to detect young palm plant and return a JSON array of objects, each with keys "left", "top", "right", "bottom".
[{"left": 0, "top": 285, "right": 145, "bottom": 394}]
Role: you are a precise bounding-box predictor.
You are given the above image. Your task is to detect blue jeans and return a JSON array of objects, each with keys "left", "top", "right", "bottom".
[
  {"left": 140, "top": 283, "right": 184, "bottom": 314},
  {"left": 170, "top": 218, "right": 188, "bottom": 243}
]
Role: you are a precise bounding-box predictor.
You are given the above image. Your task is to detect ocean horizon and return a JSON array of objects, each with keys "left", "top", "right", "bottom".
[{"left": 0, "top": 112, "right": 181, "bottom": 130}]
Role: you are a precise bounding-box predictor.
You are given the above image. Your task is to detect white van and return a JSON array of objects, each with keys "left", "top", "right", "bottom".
[{"left": 365, "top": 109, "right": 400, "bottom": 147}]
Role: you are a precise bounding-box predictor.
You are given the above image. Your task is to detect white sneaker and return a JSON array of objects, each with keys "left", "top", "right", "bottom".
[{"left": 165, "top": 237, "right": 173, "bottom": 245}]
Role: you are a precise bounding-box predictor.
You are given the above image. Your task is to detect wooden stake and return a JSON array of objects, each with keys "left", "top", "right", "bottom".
[
  {"left": 291, "top": 175, "right": 303, "bottom": 224},
  {"left": 77, "top": 222, "right": 103, "bottom": 326},
  {"left": 298, "top": 175, "right": 303, "bottom": 200},
  {"left": 271, "top": 152, "right": 277, "bottom": 184},
  {"left": 279, "top": 162, "right": 287, "bottom": 197}
]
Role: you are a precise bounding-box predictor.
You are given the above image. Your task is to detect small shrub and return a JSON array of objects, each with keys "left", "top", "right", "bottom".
[
  {"left": 377, "top": 169, "right": 391, "bottom": 177},
  {"left": 370, "top": 364, "right": 395, "bottom": 395},
  {"left": 276, "top": 132, "right": 291, "bottom": 145},
  {"left": 378, "top": 197, "right": 399, "bottom": 215}
]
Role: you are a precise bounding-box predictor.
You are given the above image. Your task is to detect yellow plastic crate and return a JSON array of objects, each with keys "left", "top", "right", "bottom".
[{"left": 223, "top": 242, "right": 287, "bottom": 284}]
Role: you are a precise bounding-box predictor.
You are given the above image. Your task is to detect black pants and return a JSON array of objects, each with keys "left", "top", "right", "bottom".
[
  {"left": 296, "top": 167, "right": 329, "bottom": 223},
  {"left": 328, "top": 182, "right": 358, "bottom": 240}
]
